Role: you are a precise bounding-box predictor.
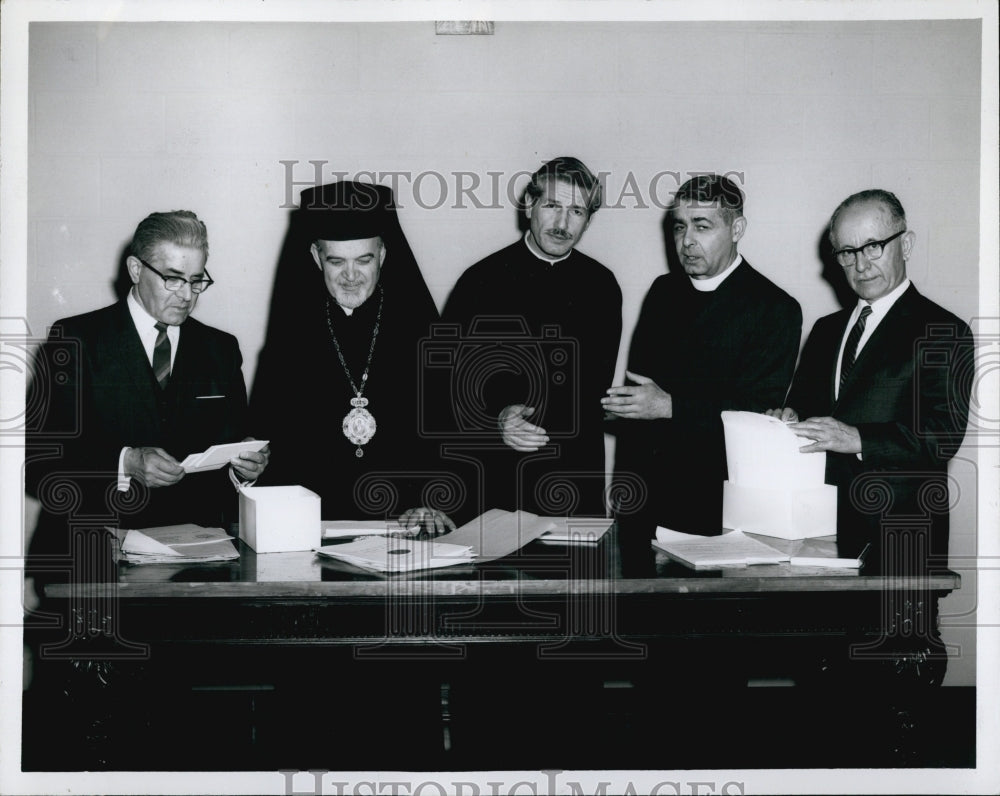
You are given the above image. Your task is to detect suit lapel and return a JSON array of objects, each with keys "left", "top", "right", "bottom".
[
  {"left": 108, "top": 301, "right": 161, "bottom": 427},
  {"left": 835, "top": 285, "right": 918, "bottom": 406}
]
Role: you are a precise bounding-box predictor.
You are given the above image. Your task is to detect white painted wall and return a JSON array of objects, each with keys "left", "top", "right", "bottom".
[{"left": 25, "top": 20, "right": 983, "bottom": 684}]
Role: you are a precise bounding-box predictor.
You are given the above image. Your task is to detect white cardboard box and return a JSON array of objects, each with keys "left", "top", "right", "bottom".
[
  {"left": 722, "top": 481, "right": 837, "bottom": 540},
  {"left": 239, "top": 485, "right": 321, "bottom": 553}
]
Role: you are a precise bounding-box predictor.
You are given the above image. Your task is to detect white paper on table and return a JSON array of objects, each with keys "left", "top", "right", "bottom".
[
  {"left": 721, "top": 411, "right": 825, "bottom": 489},
  {"left": 115, "top": 524, "right": 239, "bottom": 564},
  {"left": 537, "top": 517, "right": 613, "bottom": 544},
  {"left": 652, "top": 527, "right": 789, "bottom": 569},
  {"left": 322, "top": 520, "right": 420, "bottom": 539},
  {"left": 180, "top": 439, "right": 269, "bottom": 473},
  {"left": 314, "top": 537, "right": 475, "bottom": 572},
  {"left": 444, "top": 508, "right": 557, "bottom": 561}
]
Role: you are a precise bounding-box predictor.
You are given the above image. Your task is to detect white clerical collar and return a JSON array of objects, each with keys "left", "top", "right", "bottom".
[
  {"left": 689, "top": 254, "right": 743, "bottom": 292},
  {"left": 524, "top": 230, "right": 572, "bottom": 265}
]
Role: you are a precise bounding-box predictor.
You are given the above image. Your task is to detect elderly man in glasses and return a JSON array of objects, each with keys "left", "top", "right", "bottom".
[
  {"left": 769, "top": 189, "right": 972, "bottom": 581},
  {"left": 26, "top": 210, "right": 268, "bottom": 586}
]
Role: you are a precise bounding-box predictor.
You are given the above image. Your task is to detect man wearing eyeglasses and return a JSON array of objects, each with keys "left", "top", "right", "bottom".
[
  {"left": 769, "top": 189, "right": 972, "bottom": 577},
  {"left": 27, "top": 210, "right": 268, "bottom": 581}
]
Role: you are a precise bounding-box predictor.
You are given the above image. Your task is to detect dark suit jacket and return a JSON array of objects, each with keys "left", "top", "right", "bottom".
[
  {"left": 27, "top": 300, "right": 249, "bottom": 570},
  {"left": 612, "top": 259, "right": 802, "bottom": 536},
  {"left": 786, "top": 284, "right": 972, "bottom": 573}
]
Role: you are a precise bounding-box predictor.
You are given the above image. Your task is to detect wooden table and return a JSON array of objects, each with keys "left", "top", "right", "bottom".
[{"left": 24, "top": 527, "right": 966, "bottom": 771}]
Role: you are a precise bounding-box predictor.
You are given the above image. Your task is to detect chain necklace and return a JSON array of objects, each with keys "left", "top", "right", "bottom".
[{"left": 325, "top": 286, "right": 383, "bottom": 457}]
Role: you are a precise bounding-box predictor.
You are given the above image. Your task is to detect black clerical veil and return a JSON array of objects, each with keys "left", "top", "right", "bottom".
[
  {"left": 261, "top": 180, "right": 437, "bottom": 345},
  {"left": 251, "top": 181, "right": 443, "bottom": 518}
]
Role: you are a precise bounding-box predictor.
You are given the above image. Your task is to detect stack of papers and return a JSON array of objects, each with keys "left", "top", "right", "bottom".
[
  {"left": 315, "top": 537, "right": 475, "bottom": 573},
  {"left": 537, "top": 517, "right": 613, "bottom": 545},
  {"left": 651, "top": 528, "right": 789, "bottom": 570},
  {"left": 114, "top": 524, "right": 239, "bottom": 564},
  {"left": 180, "top": 440, "right": 269, "bottom": 473},
  {"left": 651, "top": 528, "right": 865, "bottom": 570}
]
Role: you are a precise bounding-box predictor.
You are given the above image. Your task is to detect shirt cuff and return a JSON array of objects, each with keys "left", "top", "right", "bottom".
[
  {"left": 229, "top": 466, "right": 255, "bottom": 491},
  {"left": 117, "top": 448, "right": 131, "bottom": 492}
]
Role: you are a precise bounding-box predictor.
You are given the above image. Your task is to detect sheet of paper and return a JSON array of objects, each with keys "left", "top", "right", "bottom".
[
  {"left": 322, "top": 520, "right": 420, "bottom": 539},
  {"left": 181, "top": 439, "right": 269, "bottom": 473},
  {"left": 314, "top": 537, "right": 475, "bottom": 572},
  {"left": 721, "top": 410, "right": 825, "bottom": 489},
  {"left": 444, "top": 508, "right": 556, "bottom": 561}
]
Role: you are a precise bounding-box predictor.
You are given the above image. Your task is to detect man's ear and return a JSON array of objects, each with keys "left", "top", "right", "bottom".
[
  {"left": 901, "top": 230, "right": 916, "bottom": 261},
  {"left": 378, "top": 242, "right": 387, "bottom": 267},
  {"left": 731, "top": 215, "right": 747, "bottom": 243},
  {"left": 310, "top": 243, "right": 322, "bottom": 269},
  {"left": 125, "top": 255, "right": 142, "bottom": 285}
]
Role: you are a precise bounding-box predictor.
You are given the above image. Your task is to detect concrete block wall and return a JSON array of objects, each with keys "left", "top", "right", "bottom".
[{"left": 24, "top": 19, "right": 985, "bottom": 684}]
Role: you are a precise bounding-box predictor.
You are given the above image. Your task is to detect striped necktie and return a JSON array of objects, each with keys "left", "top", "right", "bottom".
[
  {"left": 153, "top": 321, "right": 171, "bottom": 388},
  {"left": 839, "top": 305, "right": 872, "bottom": 389}
]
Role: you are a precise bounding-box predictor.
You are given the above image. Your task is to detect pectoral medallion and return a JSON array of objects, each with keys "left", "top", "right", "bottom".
[
  {"left": 326, "top": 289, "right": 384, "bottom": 458},
  {"left": 343, "top": 404, "right": 377, "bottom": 456}
]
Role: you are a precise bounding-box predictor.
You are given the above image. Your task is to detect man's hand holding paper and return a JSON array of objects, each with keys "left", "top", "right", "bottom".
[
  {"left": 230, "top": 438, "right": 270, "bottom": 481},
  {"left": 788, "top": 417, "right": 862, "bottom": 455},
  {"left": 766, "top": 408, "right": 862, "bottom": 454},
  {"left": 125, "top": 446, "right": 186, "bottom": 488}
]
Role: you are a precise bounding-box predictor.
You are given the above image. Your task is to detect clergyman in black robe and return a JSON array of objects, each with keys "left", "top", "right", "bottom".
[
  {"left": 440, "top": 156, "right": 622, "bottom": 518},
  {"left": 604, "top": 174, "right": 802, "bottom": 546},
  {"left": 251, "top": 180, "right": 458, "bottom": 533}
]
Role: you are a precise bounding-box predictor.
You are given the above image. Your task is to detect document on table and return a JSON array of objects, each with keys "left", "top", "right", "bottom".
[
  {"left": 652, "top": 528, "right": 789, "bottom": 570},
  {"left": 322, "top": 520, "right": 420, "bottom": 539},
  {"left": 444, "top": 508, "right": 557, "bottom": 561},
  {"left": 113, "top": 524, "right": 239, "bottom": 564},
  {"left": 314, "top": 537, "right": 475, "bottom": 573},
  {"left": 537, "top": 517, "right": 614, "bottom": 545},
  {"left": 180, "top": 440, "right": 269, "bottom": 473}
]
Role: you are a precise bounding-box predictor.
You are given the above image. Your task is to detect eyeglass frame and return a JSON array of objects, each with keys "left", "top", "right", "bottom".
[
  {"left": 136, "top": 256, "right": 214, "bottom": 293},
  {"left": 833, "top": 229, "right": 907, "bottom": 268}
]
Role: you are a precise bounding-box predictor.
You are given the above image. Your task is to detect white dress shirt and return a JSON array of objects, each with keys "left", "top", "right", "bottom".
[{"left": 834, "top": 278, "right": 911, "bottom": 400}]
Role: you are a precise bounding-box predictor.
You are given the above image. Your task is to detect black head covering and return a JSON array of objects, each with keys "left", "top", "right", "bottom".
[{"left": 258, "top": 180, "right": 438, "bottom": 350}]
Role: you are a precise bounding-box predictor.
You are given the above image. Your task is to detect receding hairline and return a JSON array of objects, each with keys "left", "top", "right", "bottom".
[{"left": 828, "top": 196, "right": 907, "bottom": 245}]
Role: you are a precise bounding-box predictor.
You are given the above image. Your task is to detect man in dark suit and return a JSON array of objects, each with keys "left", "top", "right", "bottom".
[
  {"left": 26, "top": 210, "right": 269, "bottom": 583},
  {"left": 604, "top": 174, "right": 802, "bottom": 544},
  {"left": 772, "top": 189, "right": 972, "bottom": 576}
]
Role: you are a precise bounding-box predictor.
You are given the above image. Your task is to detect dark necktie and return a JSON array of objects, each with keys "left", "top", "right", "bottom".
[
  {"left": 839, "top": 305, "right": 872, "bottom": 389},
  {"left": 153, "top": 321, "right": 171, "bottom": 388}
]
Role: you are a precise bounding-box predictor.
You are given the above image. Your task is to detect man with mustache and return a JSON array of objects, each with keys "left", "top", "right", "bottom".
[
  {"left": 442, "top": 156, "right": 622, "bottom": 517},
  {"left": 26, "top": 210, "right": 269, "bottom": 587},
  {"left": 604, "top": 174, "right": 801, "bottom": 550}
]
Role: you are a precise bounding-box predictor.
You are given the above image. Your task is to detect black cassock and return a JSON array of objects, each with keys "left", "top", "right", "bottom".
[
  {"left": 611, "top": 261, "right": 802, "bottom": 539},
  {"left": 441, "top": 239, "right": 622, "bottom": 518},
  {"left": 251, "top": 179, "right": 455, "bottom": 521}
]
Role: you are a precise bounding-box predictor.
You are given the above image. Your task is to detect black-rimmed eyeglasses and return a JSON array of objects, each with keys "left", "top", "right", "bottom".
[
  {"left": 834, "top": 230, "right": 906, "bottom": 268},
  {"left": 137, "top": 257, "right": 214, "bottom": 293}
]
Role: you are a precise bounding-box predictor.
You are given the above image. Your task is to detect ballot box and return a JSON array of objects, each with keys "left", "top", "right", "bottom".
[{"left": 239, "top": 485, "right": 321, "bottom": 553}]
